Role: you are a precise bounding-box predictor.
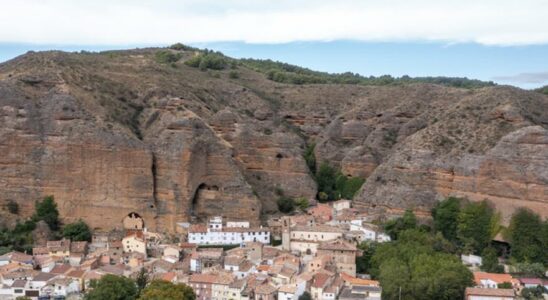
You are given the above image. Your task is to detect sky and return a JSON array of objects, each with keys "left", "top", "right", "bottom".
[{"left": 0, "top": 0, "right": 547, "bottom": 89}]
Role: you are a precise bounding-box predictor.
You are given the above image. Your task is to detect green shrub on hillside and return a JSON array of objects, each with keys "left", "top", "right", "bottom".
[
  {"left": 185, "top": 53, "right": 228, "bottom": 71},
  {"left": 155, "top": 51, "right": 182, "bottom": 64}
]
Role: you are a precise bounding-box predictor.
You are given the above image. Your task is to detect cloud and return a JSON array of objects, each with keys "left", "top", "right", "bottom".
[
  {"left": 492, "top": 72, "right": 548, "bottom": 84},
  {"left": 0, "top": 0, "right": 547, "bottom": 46}
]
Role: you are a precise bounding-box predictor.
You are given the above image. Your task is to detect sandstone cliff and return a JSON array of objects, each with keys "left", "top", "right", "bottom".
[{"left": 0, "top": 48, "right": 546, "bottom": 231}]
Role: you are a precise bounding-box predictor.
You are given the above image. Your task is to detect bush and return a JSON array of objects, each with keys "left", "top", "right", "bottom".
[
  {"left": 6, "top": 200, "right": 18, "bottom": 214},
  {"left": 85, "top": 274, "right": 137, "bottom": 300},
  {"left": 138, "top": 280, "right": 195, "bottom": 300},
  {"left": 303, "top": 143, "right": 316, "bottom": 173},
  {"left": 294, "top": 197, "right": 309, "bottom": 210},
  {"left": 432, "top": 197, "right": 461, "bottom": 242},
  {"left": 33, "top": 195, "right": 59, "bottom": 231},
  {"left": 228, "top": 71, "right": 239, "bottom": 79},
  {"left": 63, "top": 220, "right": 91, "bottom": 242},
  {"left": 155, "top": 51, "right": 182, "bottom": 64},
  {"left": 185, "top": 53, "right": 228, "bottom": 71},
  {"left": 277, "top": 196, "right": 295, "bottom": 213},
  {"left": 169, "top": 43, "right": 194, "bottom": 51},
  {"left": 315, "top": 162, "right": 365, "bottom": 201}
]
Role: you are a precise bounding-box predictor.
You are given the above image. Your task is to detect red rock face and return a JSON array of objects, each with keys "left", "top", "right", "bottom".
[{"left": 1, "top": 50, "right": 547, "bottom": 231}]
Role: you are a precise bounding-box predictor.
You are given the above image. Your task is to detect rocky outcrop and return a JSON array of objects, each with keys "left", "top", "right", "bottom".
[{"left": 0, "top": 49, "right": 547, "bottom": 232}]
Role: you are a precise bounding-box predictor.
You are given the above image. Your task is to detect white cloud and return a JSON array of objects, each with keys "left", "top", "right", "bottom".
[
  {"left": 0, "top": 0, "right": 547, "bottom": 46},
  {"left": 493, "top": 72, "right": 548, "bottom": 84}
]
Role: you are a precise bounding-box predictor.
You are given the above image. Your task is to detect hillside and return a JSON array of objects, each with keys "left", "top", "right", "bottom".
[{"left": 0, "top": 46, "right": 546, "bottom": 232}]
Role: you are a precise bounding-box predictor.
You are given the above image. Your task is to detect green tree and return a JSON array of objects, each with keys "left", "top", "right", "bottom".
[
  {"left": 303, "top": 143, "right": 316, "bottom": 173},
  {"left": 62, "top": 220, "right": 91, "bottom": 242},
  {"left": 315, "top": 163, "right": 338, "bottom": 201},
  {"left": 155, "top": 51, "right": 182, "bottom": 64},
  {"left": 136, "top": 267, "right": 149, "bottom": 294},
  {"left": 457, "top": 201, "right": 493, "bottom": 254},
  {"left": 298, "top": 292, "right": 312, "bottom": 300},
  {"left": 521, "top": 286, "right": 547, "bottom": 300},
  {"left": 507, "top": 208, "right": 546, "bottom": 264},
  {"left": 294, "top": 197, "right": 309, "bottom": 211},
  {"left": 372, "top": 230, "right": 473, "bottom": 300},
  {"left": 33, "top": 195, "right": 60, "bottom": 231},
  {"left": 432, "top": 197, "right": 461, "bottom": 242},
  {"left": 384, "top": 210, "right": 417, "bottom": 240},
  {"left": 356, "top": 242, "right": 377, "bottom": 274},
  {"left": 138, "top": 280, "right": 195, "bottom": 300},
  {"left": 481, "top": 247, "right": 503, "bottom": 273},
  {"left": 497, "top": 282, "right": 512, "bottom": 289},
  {"left": 85, "top": 274, "right": 137, "bottom": 300},
  {"left": 277, "top": 196, "right": 295, "bottom": 213}
]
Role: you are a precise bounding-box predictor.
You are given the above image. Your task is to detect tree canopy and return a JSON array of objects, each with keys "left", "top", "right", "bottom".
[
  {"left": 372, "top": 230, "right": 473, "bottom": 300},
  {"left": 432, "top": 197, "right": 461, "bottom": 242},
  {"left": 85, "top": 275, "right": 138, "bottom": 300},
  {"left": 138, "top": 280, "right": 195, "bottom": 300},
  {"left": 33, "top": 195, "right": 60, "bottom": 231},
  {"left": 506, "top": 208, "right": 547, "bottom": 264},
  {"left": 62, "top": 220, "right": 92, "bottom": 242},
  {"left": 457, "top": 200, "right": 494, "bottom": 254}
]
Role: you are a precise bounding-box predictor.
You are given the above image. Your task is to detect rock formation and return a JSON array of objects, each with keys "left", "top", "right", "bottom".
[{"left": 0, "top": 48, "right": 546, "bottom": 232}]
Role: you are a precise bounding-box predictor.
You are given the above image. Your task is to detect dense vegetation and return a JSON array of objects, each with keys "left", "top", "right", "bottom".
[
  {"left": 62, "top": 219, "right": 92, "bottom": 242},
  {"left": 371, "top": 230, "right": 473, "bottom": 300},
  {"left": 154, "top": 50, "right": 182, "bottom": 64},
  {"left": 240, "top": 58, "right": 496, "bottom": 88},
  {"left": 185, "top": 51, "right": 229, "bottom": 71},
  {"left": 535, "top": 85, "right": 548, "bottom": 95},
  {"left": 359, "top": 197, "right": 548, "bottom": 299},
  {"left": 85, "top": 274, "right": 195, "bottom": 300},
  {"left": 276, "top": 188, "right": 309, "bottom": 213},
  {"left": 315, "top": 162, "right": 365, "bottom": 202},
  {"left": 0, "top": 196, "right": 93, "bottom": 254}
]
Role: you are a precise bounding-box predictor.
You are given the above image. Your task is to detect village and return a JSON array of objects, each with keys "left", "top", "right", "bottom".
[{"left": 0, "top": 198, "right": 546, "bottom": 300}]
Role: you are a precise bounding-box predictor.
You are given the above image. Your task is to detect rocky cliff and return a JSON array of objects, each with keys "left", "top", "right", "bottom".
[{"left": 0, "top": 48, "right": 546, "bottom": 231}]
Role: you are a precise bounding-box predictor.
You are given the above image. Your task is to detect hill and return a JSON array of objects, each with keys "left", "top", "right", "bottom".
[{"left": 0, "top": 46, "right": 546, "bottom": 231}]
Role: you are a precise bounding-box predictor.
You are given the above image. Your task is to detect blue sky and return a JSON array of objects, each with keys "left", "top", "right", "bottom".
[{"left": 1, "top": 1, "right": 547, "bottom": 88}]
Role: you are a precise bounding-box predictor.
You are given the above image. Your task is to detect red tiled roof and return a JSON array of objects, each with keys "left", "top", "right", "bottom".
[
  {"left": 465, "top": 287, "right": 515, "bottom": 297},
  {"left": 312, "top": 273, "right": 331, "bottom": 289},
  {"left": 474, "top": 272, "right": 517, "bottom": 285}
]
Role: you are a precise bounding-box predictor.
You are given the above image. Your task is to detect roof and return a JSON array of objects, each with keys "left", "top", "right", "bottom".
[
  {"left": 312, "top": 273, "right": 331, "bottom": 289},
  {"left": 162, "top": 272, "right": 177, "bottom": 282},
  {"left": 224, "top": 255, "right": 245, "bottom": 266},
  {"left": 278, "top": 284, "right": 297, "bottom": 293},
  {"left": 292, "top": 224, "right": 344, "bottom": 233},
  {"left": 465, "top": 287, "right": 515, "bottom": 297},
  {"left": 189, "top": 273, "right": 217, "bottom": 284},
  {"left": 255, "top": 283, "right": 277, "bottom": 295},
  {"left": 238, "top": 260, "right": 254, "bottom": 272},
  {"left": 519, "top": 278, "right": 544, "bottom": 285},
  {"left": 474, "top": 272, "right": 516, "bottom": 285},
  {"left": 318, "top": 239, "right": 357, "bottom": 251},
  {"left": 179, "top": 242, "right": 197, "bottom": 249},
  {"left": 47, "top": 239, "right": 71, "bottom": 252},
  {"left": 67, "top": 269, "right": 86, "bottom": 279},
  {"left": 33, "top": 272, "right": 57, "bottom": 282},
  {"left": 341, "top": 272, "right": 379, "bottom": 287},
  {"left": 70, "top": 241, "right": 88, "bottom": 253},
  {"left": 11, "top": 279, "right": 27, "bottom": 288},
  {"left": 189, "top": 224, "right": 208, "bottom": 233},
  {"left": 33, "top": 247, "right": 50, "bottom": 256},
  {"left": 50, "top": 264, "right": 72, "bottom": 275}
]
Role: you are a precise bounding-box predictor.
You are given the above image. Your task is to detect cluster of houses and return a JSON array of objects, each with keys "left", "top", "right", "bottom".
[{"left": 1, "top": 199, "right": 545, "bottom": 300}]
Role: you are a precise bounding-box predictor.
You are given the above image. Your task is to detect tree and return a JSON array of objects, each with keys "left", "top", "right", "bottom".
[
  {"left": 384, "top": 210, "right": 417, "bottom": 240},
  {"left": 457, "top": 201, "right": 493, "bottom": 254},
  {"left": 136, "top": 267, "right": 149, "bottom": 294},
  {"left": 33, "top": 195, "right": 60, "bottom": 231},
  {"left": 507, "top": 208, "right": 546, "bottom": 264},
  {"left": 432, "top": 197, "right": 461, "bottom": 242},
  {"left": 63, "top": 220, "right": 91, "bottom": 242},
  {"left": 277, "top": 196, "right": 295, "bottom": 213},
  {"left": 294, "top": 197, "right": 309, "bottom": 211},
  {"left": 521, "top": 286, "right": 547, "bottom": 300},
  {"left": 298, "top": 292, "right": 312, "bottom": 300},
  {"left": 497, "top": 282, "right": 512, "bottom": 289},
  {"left": 356, "top": 242, "right": 377, "bottom": 274},
  {"left": 85, "top": 274, "right": 137, "bottom": 300},
  {"left": 315, "top": 163, "right": 338, "bottom": 201},
  {"left": 371, "top": 230, "right": 473, "bottom": 300},
  {"left": 481, "top": 247, "right": 503, "bottom": 273},
  {"left": 138, "top": 280, "right": 195, "bottom": 300}
]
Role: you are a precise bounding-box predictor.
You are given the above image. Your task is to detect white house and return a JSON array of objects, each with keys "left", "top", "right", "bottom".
[
  {"left": 122, "top": 234, "right": 147, "bottom": 258},
  {"left": 188, "top": 217, "right": 270, "bottom": 245},
  {"left": 462, "top": 254, "right": 483, "bottom": 267},
  {"left": 41, "top": 277, "right": 80, "bottom": 298}
]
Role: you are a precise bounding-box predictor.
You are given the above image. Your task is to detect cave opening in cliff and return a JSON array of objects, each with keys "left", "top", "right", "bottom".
[{"left": 191, "top": 183, "right": 220, "bottom": 219}]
